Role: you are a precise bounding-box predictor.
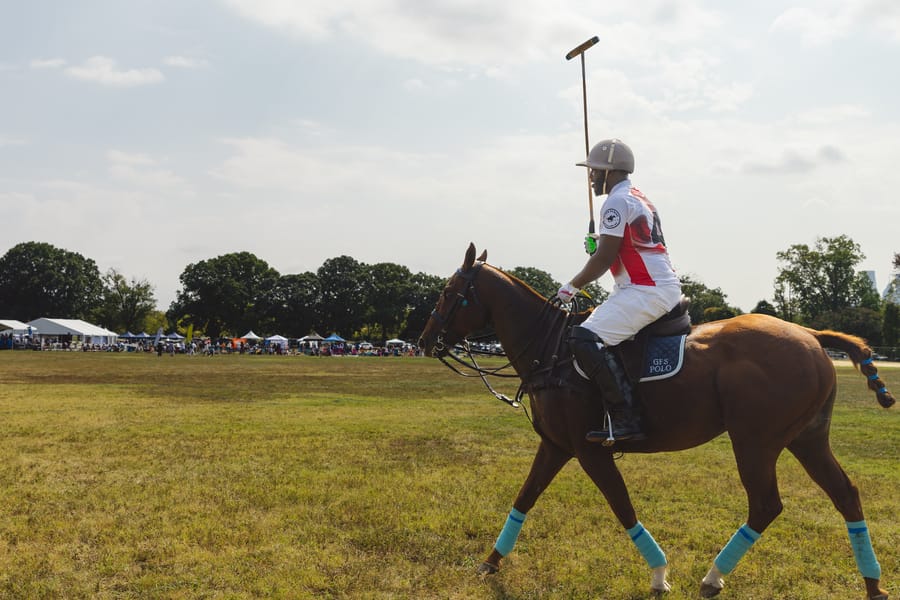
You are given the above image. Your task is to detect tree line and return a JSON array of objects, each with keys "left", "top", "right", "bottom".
[{"left": 1, "top": 239, "right": 898, "bottom": 347}]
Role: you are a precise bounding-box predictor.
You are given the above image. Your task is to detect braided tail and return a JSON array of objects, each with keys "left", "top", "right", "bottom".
[{"left": 809, "top": 329, "right": 895, "bottom": 408}]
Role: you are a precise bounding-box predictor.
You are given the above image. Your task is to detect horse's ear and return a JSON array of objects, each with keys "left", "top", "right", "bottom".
[
  {"left": 463, "top": 243, "right": 476, "bottom": 271},
  {"left": 477, "top": 249, "right": 487, "bottom": 263}
]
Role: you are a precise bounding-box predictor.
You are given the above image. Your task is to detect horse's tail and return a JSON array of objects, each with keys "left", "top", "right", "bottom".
[{"left": 808, "top": 328, "right": 895, "bottom": 408}]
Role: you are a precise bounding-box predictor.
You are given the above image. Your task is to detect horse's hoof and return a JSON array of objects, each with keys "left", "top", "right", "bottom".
[
  {"left": 476, "top": 562, "right": 498, "bottom": 577},
  {"left": 699, "top": 582, "right": 722, "bottom": 598}
]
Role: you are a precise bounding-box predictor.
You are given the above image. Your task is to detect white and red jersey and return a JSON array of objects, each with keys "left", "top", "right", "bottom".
[{"left": 599, "top": 180, "right": 678, "bottom": 288}]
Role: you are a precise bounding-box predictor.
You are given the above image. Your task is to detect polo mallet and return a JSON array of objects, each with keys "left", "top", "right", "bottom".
[{"left": 566, "top": 36, "right": 599, "bottom": 234}]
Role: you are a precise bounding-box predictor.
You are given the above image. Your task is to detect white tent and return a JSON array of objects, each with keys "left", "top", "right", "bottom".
[
  {"left": 0, "top": 319, "right": 33, "bottom": 335},
  {"left": 385, "top": 338, "right": 407, "bottom": 347},
  {"left": 265, "top": 334, "right": 289, "bottom": 349},
  {"left": 242, "top": 330, "right": 262, "bottom": 340},
  {"left": 27, "top": 318, "right": 119, "bottom": 346}
]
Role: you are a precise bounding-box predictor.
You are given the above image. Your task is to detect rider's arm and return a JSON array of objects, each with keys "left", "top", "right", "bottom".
[{"left": 570, "top": 233, "right": 622, "bottom": 289}]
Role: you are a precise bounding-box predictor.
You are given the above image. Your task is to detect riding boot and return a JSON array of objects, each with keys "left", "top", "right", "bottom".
[{"left": 569, "top": 326, "right": 645, "bottom": 443}]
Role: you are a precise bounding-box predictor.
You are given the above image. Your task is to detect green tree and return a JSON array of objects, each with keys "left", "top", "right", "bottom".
[
  {"left": 811, "top": 308, "right": 882, "bottom": 344},
  {"left": 774, "top": 235, "right": 872, "bottom": 323},
  {"left": 316, "top": 255, "right": 369, "bottom": 337},
  {"left": 883, "top": 302, "right": 899, "bottom": 348},
  {"left": 679, "top": 275, "right": 742, "bottom": 324},
  {"left": 507, "top": 266, "right": 608, "bottom": 304},
  {"left": 0, "top": 241, "right": 102, "bottom": 321},
  {"left": 507, "top": 266, "right": 559, "bottom": 298},
  {"left": 400, "top": 272, "right": 445, "bottom": 341},
  {"left": 94, "top": 268, "right": 156, "bottom": 333},
  {"left": 270, "top": 272, "right": 320, "bottom": 338},
  {"left": 169, "top": 252, "right": 280, "bottom": 339},
  {"left": 144, "top": 310, "right": 169, "bottom": 336},
  {"left": 365, "top": 262, "right": 414, "bottom": 340},
  {"left": 751, "top": 299, "right": 779, "bottom": 317}
]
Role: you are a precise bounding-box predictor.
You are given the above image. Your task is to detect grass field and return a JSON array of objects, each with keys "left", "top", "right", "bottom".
[{"left": 0, "top": 352, "right": 897, "bottom": 599}]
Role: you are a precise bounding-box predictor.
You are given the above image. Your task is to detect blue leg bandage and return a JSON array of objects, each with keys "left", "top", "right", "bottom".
[
  {"left": 494, "top": 508, "right": 526, "bottom": 556},
  {"left": 847, "top": 520, "right": 881, "bottom": 579},
  {"left": 714, "top": 524, "right": 761, "bottom": 575},
  {"left": 627, "top": 522, "right": 667, "bottom": 569}
]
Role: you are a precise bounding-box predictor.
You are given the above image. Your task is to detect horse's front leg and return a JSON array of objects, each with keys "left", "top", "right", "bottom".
[
  {"left": 477, "top": 438, "right": 570, "bottom": 576},
  {"left": 577, "top": 450, "right": 671, "bottom": 594}
]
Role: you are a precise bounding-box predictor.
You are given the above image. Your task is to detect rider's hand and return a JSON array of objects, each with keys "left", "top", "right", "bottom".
[
  {"left": 584, "top": 233, "right": 600, "bottom": 256},
  {"left": 557, "top": 282, "right": 580, "bottom": 304}
]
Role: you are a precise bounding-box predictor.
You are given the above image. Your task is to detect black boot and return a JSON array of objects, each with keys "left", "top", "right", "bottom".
[{"left": 569, "top": 326, "right": 645, "bottom": 443}]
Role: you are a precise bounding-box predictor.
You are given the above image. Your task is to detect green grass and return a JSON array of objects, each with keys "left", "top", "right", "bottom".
[{"left": 0, "top": 352, "right": 897, "bottom": 599}]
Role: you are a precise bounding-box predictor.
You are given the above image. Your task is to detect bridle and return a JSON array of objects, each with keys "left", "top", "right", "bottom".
[
  {"left": 426, "top": 262, "right": 579, "bottom": 412},
  {"left": 428, "top": 263, "right": 483, "bottom": 357}
]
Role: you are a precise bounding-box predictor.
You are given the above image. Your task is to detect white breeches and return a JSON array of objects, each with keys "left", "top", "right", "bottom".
[{"left": 580, "top": 283, "right": 682, "bottom": 346}]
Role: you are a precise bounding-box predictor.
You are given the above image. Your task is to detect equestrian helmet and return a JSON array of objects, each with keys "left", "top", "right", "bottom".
[{"left": 576, "top": 138, "right": 634, "bottom": 173}]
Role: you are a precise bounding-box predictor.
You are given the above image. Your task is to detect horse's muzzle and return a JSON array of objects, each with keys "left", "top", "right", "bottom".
[{"left": 417, "top": 334, "right": 449, "bottom": 358}]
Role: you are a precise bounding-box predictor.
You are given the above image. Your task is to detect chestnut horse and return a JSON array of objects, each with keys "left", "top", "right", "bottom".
[{"left": 418, "top": 244, "right": 894, "bottom": 599}]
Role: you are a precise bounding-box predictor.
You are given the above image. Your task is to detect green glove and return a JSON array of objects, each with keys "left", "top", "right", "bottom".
[{"left": 584, "top": 233, "right": 600, "bottom": 256}]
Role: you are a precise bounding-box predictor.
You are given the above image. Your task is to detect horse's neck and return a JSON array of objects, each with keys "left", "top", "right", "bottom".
[{"left": 484, "top": 269, "right": 563, "bottom": 374}]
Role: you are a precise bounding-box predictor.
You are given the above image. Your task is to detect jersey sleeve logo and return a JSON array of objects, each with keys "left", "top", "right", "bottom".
[{"left": 602, "top": 208, "right": 622, "bottom": 229}]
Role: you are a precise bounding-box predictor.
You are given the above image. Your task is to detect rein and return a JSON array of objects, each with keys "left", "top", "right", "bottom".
[{"left": 429, "top": 262, "right": 585, "bottom": 413}]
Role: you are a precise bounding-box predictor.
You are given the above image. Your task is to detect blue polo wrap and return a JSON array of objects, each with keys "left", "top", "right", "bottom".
[
  {"left": 494, "top": 508, "right": 526, "bottom": 556},
  {"left": 627, "top": 522, "right": 667, "bottom": 568},
  {"left": 714, "top": 524, "right": 761, "bottom": 575},
  {"left": 847, "top": 520, "right": 881, "bottom": 579}
]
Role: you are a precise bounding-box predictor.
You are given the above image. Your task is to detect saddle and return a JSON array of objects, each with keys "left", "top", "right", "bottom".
[{"left": 611, "top": 295, "right": 692, "bottom": 388}]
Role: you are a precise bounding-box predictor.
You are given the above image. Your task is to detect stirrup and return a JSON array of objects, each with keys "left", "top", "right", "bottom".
[{"left": 585, "top": 410, "right": 645, "bottom": 445}]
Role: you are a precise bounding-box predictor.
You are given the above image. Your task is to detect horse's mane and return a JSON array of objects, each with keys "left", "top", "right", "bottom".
[
  {"left": 482, "top": 262, "right": 592, "bottom": 324},
  {"left": 482, "top": 262, "right": 551, "bottom": 303}
]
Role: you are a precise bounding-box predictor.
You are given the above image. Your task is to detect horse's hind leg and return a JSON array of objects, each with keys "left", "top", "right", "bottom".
[
  {"left": 478, "top": 439, "right": 570, "bottom": 576},
  {"left": 701, "top": 444, "right": 784, "bottom": 598},
  {"left": 788, "top": 431, "right": 888, "bottom": 600}
]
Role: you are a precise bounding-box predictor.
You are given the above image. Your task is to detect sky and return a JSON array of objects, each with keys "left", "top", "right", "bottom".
[{"left": 2, "top": 0, "right": 899, "bottom": 314}]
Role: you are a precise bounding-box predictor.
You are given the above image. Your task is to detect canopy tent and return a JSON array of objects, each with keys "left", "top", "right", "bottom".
[
  {"left": 167, "top": 332, "right": 185, "bottom": 340},
  {"left": 119, "top": 331, "right": 137, "bottom": 339},
  {"left": 242, "top": 330, "right": 262, "bottom": 340},
  {"left": 299, "top": 333, "right": 324, "bottom": 342},
  {"left": 323, "top": 333, "right": 345, "bottom": 342},
  {"left": 265, "top": 334, "right": 289, "bottom": 350},
  {"left": 385, "top": 338, "right": 407, "bottom": 346},
  {"left": 26, "top": 318, "right": 118, "bottom": 345},
  {"left": 1, "top": 319, "right": 33, "bottom": 335}
]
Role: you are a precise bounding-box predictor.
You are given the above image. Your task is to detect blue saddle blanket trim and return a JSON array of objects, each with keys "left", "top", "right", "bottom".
[{"left": 640, "top": 335, "right": 687, "bottom": 382}]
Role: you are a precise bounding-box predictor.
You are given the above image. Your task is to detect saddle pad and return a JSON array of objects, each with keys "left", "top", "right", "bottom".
[{"left": 639, "top": 334, "right": 687, "bottom": 382}]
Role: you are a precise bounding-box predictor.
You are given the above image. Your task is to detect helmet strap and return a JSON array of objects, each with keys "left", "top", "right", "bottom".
[{"left": 596, "top": 169, "right": 609, "bottom": 196}]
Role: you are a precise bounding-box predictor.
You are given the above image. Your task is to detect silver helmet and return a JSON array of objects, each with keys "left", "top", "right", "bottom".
[{"left": 576, "top": 138, "right": 634, "bottom": 173}]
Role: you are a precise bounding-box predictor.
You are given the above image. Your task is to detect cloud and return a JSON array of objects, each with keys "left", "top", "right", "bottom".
[
  {"left": 0, "top": 135, "right": 27, "bottom": 147},
  {"left": 741, "top": 145, "right": 846, "bottom": 175},
  {"left": 65, "top": 56, "right": 164, "bottom": 87},
  {"left": 107, "top": 150, "right": 185, "bottom": 187},
  {"left": 29, "top": 58, "right": 66, "bottom": 69},
  {"left": 796, "top": 104, "right": 871, "bottom": 125},
  {"left": 771, "top": 1, "right": 900, "bottom": 44},
  {"left": 163, "top": 55, "right": 210, "bottom": 69},
  {"left": 221, "top": 0, "right": 724, "bottom": 72}
]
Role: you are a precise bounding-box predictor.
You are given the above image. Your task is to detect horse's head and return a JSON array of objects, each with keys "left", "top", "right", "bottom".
[{"left": 418, "top": 243, "right": 491, "bottom": 357}]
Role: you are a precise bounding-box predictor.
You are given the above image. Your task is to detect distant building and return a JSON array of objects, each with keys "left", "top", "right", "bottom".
[
  {"left": 863, "top": 270, "right": 877, "bottom": 291},
  {"left": 884, "top": 271, "right": 900, "bottom": 305}
]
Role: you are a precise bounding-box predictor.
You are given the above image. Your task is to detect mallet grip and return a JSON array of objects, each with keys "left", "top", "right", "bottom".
[{"left": 565, "top": 36, "right": 599, "bottom": 60}]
